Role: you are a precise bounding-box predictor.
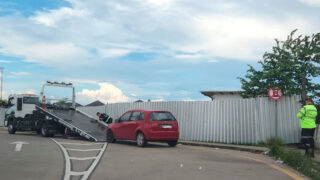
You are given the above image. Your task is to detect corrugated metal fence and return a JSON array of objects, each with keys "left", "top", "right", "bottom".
[
  {"left": 79, "top": 96, "right": 303, "bottom": 144},
  {"left": 0, "top": 108, "right": 5, "bottom": 126}
]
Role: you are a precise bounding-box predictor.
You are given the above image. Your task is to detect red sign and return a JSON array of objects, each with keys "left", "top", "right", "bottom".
[{"left": 268, "top": 87, "right": 283, "bottom": 100}]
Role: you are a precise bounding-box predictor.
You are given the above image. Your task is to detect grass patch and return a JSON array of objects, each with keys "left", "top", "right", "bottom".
[
  {"left": 257, "top": 140, "right": 267, "bottom": 147},
  {"left": 203, "top": 141, "right": 267, "bottom": 147},
  {"left": 266, "top": 137, "right": 284, "bottom": 158},
  {"left": 266, "top": 137, "right": 320, "bottom": 180}
]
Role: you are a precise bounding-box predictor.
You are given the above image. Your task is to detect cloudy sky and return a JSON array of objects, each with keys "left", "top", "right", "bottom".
[{"left": 0, "top": 0, "right": 319, "bottom": 105}]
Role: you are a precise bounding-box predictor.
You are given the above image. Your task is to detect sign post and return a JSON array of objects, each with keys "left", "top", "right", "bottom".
[{"left": 268, "top": 87, "right": 283, "bottom": 137}]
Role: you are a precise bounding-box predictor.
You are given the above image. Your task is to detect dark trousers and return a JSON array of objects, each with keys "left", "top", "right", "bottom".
[{"left": 301, "top": 128, "right": 315, "bottom": 156}]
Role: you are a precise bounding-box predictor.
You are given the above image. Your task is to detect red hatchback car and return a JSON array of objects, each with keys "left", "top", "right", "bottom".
[{"left": 106, "top": 110, "right": 179, "bottom": 147}]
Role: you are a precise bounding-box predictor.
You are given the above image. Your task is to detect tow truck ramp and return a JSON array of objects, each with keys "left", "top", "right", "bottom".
[{"left": 36, "top": 106, "right": 106, "bottom": 142}]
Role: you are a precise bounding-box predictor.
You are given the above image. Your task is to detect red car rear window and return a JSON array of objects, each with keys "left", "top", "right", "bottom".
[{"left": 150, "top": 112, "right": 176, "bottom": 121}]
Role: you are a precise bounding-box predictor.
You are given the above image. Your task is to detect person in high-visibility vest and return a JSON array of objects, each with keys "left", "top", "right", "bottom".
[
  {"left": 297, "top": 98, "right": 318, "bottom": 157},
  {"left": 96, "top": 112, "right": 113, "bottom": 124}
]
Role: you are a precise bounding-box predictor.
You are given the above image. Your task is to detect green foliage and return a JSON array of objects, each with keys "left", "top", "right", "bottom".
[
  {"left": 239, "top": 29, "right": 320, "bottom": 103},
  {"left": 56, "top": 98, "right": 67, "bottom": 105},
  {"left": 266, "top": 137, "right": 320, "bottom": 180},
  {"left": 0, "top": 99, "right": 8, "bottom": 107},
  {"left": 281, "top": 150, "right": 320, "bottom": 180},
  {"left": 281, "top": 150, "right": 306, "bottom": 169},
  {"left": 256, "top": 140, "right": 266, "bottom": 147},
  {"left": 266, "top": 137, "right": 284, "bottom": 158}
]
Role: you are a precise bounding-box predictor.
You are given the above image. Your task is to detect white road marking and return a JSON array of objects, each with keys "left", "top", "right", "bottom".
[
  {"left": 66, "top": 148, "right": 102, "bottom": 152},
  {"left": 69, "top": 157, "right": 97, "bottom": 161},
  {"left": 52, "top": 139, "right": 107, "bottom": 180},
  {"left": 58, "top": 142, "right": 104, "bottom": 146},
  {"left": 10, "top": 141, "right": 29, "bottom": 152}
]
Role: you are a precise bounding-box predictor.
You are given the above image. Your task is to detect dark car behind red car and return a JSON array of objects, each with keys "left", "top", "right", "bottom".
[{"left": 107, "top": 110, "right": 179, "bottom": 147}]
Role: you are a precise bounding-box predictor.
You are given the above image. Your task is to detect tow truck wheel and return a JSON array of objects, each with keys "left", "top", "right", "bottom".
[
  {"left": 41, "top": 124, "right": 49, "bottom": 137},
  {"left": 47, "top": 133, "right": 54, "bottom": 137},
  {"left": 8, "top": 122, "right": 16, "bottom": 134}
]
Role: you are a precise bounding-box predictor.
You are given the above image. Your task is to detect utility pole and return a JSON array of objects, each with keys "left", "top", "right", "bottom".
[{"left": 0, "top": 67, "right": 3, "bottom": 100}]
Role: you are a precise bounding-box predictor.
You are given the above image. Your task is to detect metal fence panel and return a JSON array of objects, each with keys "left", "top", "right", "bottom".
[{"left": 78, "top": 96, "right": 302, "bottom": 144}]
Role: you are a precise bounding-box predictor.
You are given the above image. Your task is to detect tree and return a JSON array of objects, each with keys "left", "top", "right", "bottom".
[
  {"left": 239, "top": 29, "right": 320, "bottom": 102},
  {"left": 56, "top": 99, "right": 67, "bottom": 105},
  {"left": 0, "top": 99, "right": 8, "bottom": 107}
]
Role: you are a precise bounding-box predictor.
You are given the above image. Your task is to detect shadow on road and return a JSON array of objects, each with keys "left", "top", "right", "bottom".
[
  {"left": 8, "top": 132, "right": 89, "bottom": 141},
  {"left": 113, "top": 140, "right": 172, "bottom": 148}
]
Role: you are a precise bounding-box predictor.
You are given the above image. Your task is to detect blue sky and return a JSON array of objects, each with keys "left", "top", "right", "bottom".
[{"left": 0, "top": 0, "right": 319, "bottom": 105}]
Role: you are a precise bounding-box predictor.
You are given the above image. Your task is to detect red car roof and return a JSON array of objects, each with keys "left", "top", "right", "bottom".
[{"left": 127, "top": 109, "right": 171, "bottom": 113}]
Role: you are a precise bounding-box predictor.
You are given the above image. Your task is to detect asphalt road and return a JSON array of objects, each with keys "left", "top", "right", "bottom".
[{"left": 0, "top": 128, "right": 306, "bottom": 180}]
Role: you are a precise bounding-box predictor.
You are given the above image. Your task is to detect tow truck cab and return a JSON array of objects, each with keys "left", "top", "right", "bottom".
[{"left": 4, "top": 94, "right": 39, "bottom": 127}]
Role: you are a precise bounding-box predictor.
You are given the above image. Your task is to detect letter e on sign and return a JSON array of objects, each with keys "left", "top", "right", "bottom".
[{"left": 268, "top": 87, "right": 283, "bottom": 100}]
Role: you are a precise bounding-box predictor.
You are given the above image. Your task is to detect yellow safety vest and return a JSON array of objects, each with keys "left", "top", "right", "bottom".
[{"left": 297, "top": 105, "right": 317, "bottom": 129}]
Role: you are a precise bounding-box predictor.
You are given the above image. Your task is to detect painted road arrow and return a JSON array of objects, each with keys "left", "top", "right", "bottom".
[{"left": 10, "top": 141, "right": 29, "bottom": 152}]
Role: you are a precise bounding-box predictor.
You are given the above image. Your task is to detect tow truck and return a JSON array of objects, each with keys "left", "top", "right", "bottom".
[{"left": 4, "top": 81, "right": 107, "bottom": 141}]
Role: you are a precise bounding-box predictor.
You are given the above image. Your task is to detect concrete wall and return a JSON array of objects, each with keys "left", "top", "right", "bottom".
[{"left": 79, "top": 96, "right": 303, "bottom": 144}]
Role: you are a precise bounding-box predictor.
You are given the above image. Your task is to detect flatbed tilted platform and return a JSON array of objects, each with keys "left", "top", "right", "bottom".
[{"left": 36, "top": 106, "right": 106, "bottom": 142}]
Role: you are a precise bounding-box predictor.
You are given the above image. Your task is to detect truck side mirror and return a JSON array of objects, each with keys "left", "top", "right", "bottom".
[{"left": 17, "top": 98, "right": 23, "bottom": 111}]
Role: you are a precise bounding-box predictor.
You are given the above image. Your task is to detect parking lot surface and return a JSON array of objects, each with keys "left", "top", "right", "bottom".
[{"left": 0, "top": 128, "right": 304, "bottom": 180}]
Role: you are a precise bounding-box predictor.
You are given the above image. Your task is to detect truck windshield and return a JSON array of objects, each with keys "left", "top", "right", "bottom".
[
  {"left": 151, "top": 112, "right": 176, "bottom": 121},
  {"left": 23, "top": 97, "right": 39, "bottom": 104}
]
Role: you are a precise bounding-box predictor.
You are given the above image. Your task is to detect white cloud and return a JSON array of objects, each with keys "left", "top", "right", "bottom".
[
  {"left": 23, "top": 89, "right": 36, "bottom": 95},
  {"left": 31, "top": 7, "right": 89, "bottom": 27},
  {"left": 98, "top": 48, "right": 131, "bottom": 58},
  {"left": 175, "top": 54, "right": 203, "bottom": 59},
  {"left": 7, "top": 72, "right": 32, "bottom": 81},
  {"left": 65, "top": 78, "right": 99, "bottom": 85},
  {"left": 298, "top": 0, "right": 320, "bottom": 7},
  {"left": 9, "top": 71, "right": 30, "bottom": 76},
  {"left": 77, "top": 82, "right": 131, "bottom": 104},
  {"left": 0, "top": 60, "right": 12, "bottom": 63},
  {"left": 208, "top": 59, "right": 219, "bottom": 63},
  {"left": 0, "top": 0, "right": 318, "bottom": 68},
  {"left": 191, "top": 15, "right": 294, "bottom": 60}
]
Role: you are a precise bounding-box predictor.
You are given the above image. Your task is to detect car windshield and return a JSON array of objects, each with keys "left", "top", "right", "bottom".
[
  {"left": 23, "top": 97, "right": 39, "bottom": 104},
  {"left": 151, "top": 112, "right": 176, "bottom": 121}
]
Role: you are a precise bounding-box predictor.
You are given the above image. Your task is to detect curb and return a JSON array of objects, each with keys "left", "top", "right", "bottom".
[{"left": 179, "top": 141, "right": 268, "bottom": 153}]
